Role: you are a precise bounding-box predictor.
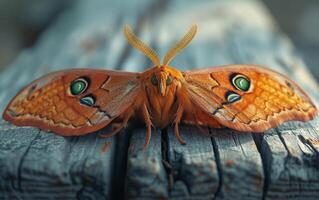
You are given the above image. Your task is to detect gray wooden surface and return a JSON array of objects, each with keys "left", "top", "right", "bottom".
[{"left": 0, "top": 0, "right": 319, "bottom": 199}]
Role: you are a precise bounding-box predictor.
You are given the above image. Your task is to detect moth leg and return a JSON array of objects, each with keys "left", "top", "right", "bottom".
[
  {"left": 99, "top": 108, "right": 134, "bottom": 138},
  {"left": 142, "top": 104, "right": 153, "bottom": 149},
  {"left": 99, "top": 123, "right": 125, "bottom": 138},
  {"left": 98, "top": 123, "right": 123, "bottom": 138},
  {"left": 174, "top": 104, "right": 186, "bottom": 145}
]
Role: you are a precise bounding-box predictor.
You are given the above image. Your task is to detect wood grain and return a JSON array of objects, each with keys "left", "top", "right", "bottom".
[
  {"left": 126, "top": 128, "right": 168, "bottom": 199},
  {"left": 0, "top": 0, "right": 318, "bottom": 199},
  {"left": 0, "top": 121, "right": 114, "bottom": 199},
  {"left": 166, "top": 126, "right": 219, "bottom": 199}
]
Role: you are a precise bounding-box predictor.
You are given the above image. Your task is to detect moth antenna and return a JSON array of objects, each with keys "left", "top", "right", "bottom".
[
  {"left": 162, "top": 24, "right": 197, "bottom": 66},
  {"left": 123, "top": 25, "right": 161, "bottom": 66}
]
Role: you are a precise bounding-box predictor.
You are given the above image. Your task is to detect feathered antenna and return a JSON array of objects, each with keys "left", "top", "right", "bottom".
[
  {"left": 162, "top": 25, "right": 197, "bottom": 66},
  {"left": 123, "top": 24, "right": 197, "bottom": 67},
  {"left": 123, "top": 25, "right": 161, "bottom": 66}
]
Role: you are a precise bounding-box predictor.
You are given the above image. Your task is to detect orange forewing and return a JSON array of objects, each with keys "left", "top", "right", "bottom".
[
  {"left": 182, "top": 65, "right": 317, "bottom": 132},
  {"left": 3, "top": 69, "right": 141, "bottom": 136}
]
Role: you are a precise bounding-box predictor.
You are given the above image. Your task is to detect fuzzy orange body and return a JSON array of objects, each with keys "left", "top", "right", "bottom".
[{"left": 141, "top": 66, "right": 183, "bottom": 128}]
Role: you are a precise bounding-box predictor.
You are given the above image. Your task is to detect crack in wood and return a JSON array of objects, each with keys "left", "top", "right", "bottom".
[
  {"left": 109, "top": 125, "right": 131, "bottom": 200},
  {"left": 252, "top": 133, "right": 269, "bottom": 200},
  {"left": 277, "top": 128, "right": 292, "bottom": 156},
  {"left": 160, "top": 128, "right": 175, "bottom": 194},
  {"left": 16, "top": 131, "right": 41, "bottom": 191},
  {"left": 210, "top": 129, "right": 223, "bottom": 200}
]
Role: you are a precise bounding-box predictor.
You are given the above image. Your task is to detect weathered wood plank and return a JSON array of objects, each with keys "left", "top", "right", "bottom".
[
  {"left": 126, "top": 128, "right": 168, "bottom": 199},
  {"left": 257, "top": 118, "right": 319, "bottom": 199},
  {"left": 1, "top": 0, "right": 319, "bottom": 199},
  {"left": 211, "top": 129, "right": 263, "bottom": 200},
  {"left": 167, "top": 126, "right": 219, "bottom": 199},
  {"left": 0, "top": 120, "right": 114, "bottom": 199}
]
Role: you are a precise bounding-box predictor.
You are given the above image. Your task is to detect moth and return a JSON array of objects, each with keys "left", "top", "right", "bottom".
[{"left": 3, "top": 25, "right": 317, "bottom": 148}]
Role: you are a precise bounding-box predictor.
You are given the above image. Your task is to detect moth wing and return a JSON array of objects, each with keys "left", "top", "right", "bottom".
[
  {"left": 181, "top": 107, "right": 224, "bottom": 128},
  {"left": 182, "top": 65, "right": 317, "bottom": 132},
  {"left": 3, "top": 69, "right": 142, "bottom": 136}
]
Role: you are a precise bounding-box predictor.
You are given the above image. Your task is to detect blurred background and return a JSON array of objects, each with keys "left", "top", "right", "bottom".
[{"left": 0, "top": 0, "right": 318, "bottom": 81}]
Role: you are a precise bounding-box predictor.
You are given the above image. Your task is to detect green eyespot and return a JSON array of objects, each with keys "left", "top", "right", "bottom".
[
  {"left": 226, "top": 91, "right": 241, "bottom": 104},
  {"left": 166, "top": 75, "right": 173, "bottom": 85},
  {"left": 70, "top": 78, "right": 88, "bottom": 95},
  {"left": 232, "top": 74, "right": 250, "bottom": 92},
  {"left": 151, "top": 75, "right": 158, "bottom": 85}
]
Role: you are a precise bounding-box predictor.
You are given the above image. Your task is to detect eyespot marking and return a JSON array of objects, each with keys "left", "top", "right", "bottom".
[
  {"left": 70, "top": 77, "right": 89, "bottom": 95},
  {"left": 225, "top": 91, "right": 241, "bottom": 104},
  {"left": 231, "top": 74, "right": 250, "bottom": 92},
  {"left": 80, "top": 95, "right": 95, "bottom": 106}
]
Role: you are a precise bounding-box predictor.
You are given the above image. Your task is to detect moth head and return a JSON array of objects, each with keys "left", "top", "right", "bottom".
[
  {"left": 150, "top": 68, "right": 174, "bottom": 96},
  {"left": 123, "top": 24, "right": 197, "bottom": 67}
]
